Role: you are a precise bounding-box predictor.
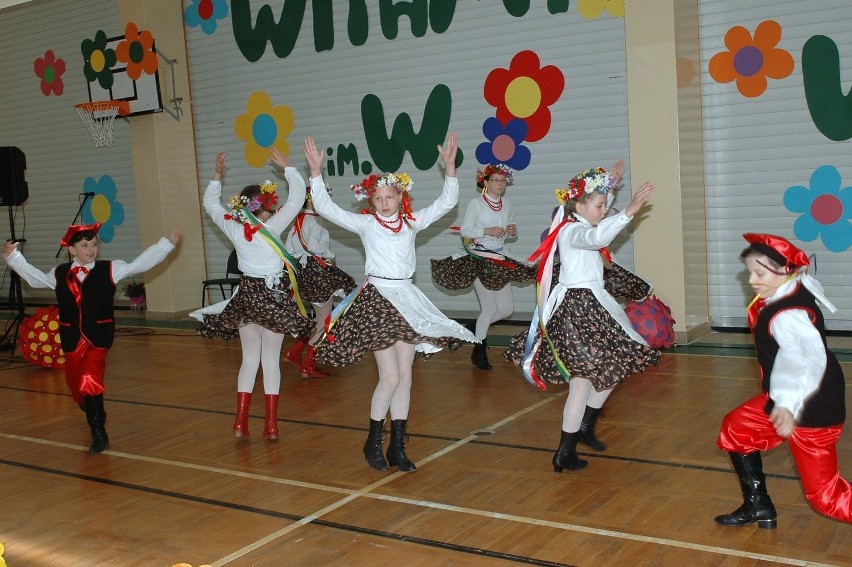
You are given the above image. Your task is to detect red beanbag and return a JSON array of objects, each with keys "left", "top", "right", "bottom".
[{"left": 625, "top": 295, "right": 676, "bottom": 349}]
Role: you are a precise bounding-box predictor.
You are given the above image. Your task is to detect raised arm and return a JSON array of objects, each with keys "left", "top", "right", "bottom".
[{"left": 438, "top": 131, "right": 458, "bottom": 178}]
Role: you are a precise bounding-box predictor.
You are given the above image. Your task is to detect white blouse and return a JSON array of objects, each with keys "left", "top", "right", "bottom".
[
  {"left": 309, "top": 174, "right": 459, "bottom": 280},
  {"left": 203, "top": 166, "right": 306, "bottom": 280},
  {"left": 460, "top": 195, "right": 515, "bottom": 252}
]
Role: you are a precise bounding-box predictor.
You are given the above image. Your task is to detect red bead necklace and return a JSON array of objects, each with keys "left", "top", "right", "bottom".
[
  {"left": 483, "top": 193, "right": 503, "bottom": 211},
  {"left": 373, "top": 211, "right": 404, "bottom": 233}
]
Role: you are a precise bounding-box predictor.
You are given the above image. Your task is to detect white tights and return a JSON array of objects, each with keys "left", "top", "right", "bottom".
[
  {"left": 561, "top": 378, "right": 613, "bottom": 433},
  {"left": 473, "top": 280, "right": 513, "bottom": 340},
  {"left": 237, "top": 323, "right": 286, "bottom": 395},
  {"left": 309, "top": 299, "right": 333, "bottom": 345},
  {"left": 370, "top": 341, "right": 416, "bottom": 421}
]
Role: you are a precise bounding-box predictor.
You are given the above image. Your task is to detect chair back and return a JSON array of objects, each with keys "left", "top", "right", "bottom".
[{"left": 226, "top": 249, "right": 241, "bottom": 277}]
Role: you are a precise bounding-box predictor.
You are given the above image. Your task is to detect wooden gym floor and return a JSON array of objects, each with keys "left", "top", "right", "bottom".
[{"left": 0, "top": 321, "right": 850, "bottom": 566}]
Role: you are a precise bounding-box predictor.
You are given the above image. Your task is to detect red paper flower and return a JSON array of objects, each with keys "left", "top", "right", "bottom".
[
  {"left": 484, "top": 50, "right": 565, "bottom": 143},
  {"left": 34, "top": 50, "right": 65, "bottom": 96}
]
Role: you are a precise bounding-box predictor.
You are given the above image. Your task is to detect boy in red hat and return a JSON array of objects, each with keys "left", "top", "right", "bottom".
[
  {"left": 715, "top": 233, "right": 849, "bottom": 527},
  {"left": 3, "top": 223, "right": 180, "bottom": 454}
]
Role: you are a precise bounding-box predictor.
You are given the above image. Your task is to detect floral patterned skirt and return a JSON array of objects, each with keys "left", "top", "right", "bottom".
[
  {"left": 315, "top": 283, "right": 464, "bottom": 367},
  {"left": 431, "top": 255, "right": 536, "bottom": 291},
  {"left": 297, "top": 256, "right": 357, "bottom": 304},
  {"left": 604, "top": 262, "right": 653, "bottom": 301},
  {"left": 504, "top": 287, "right": 660, "bottom": 391},
  {"left": 199, "top": 275, "right": 313, "bottom": 340}
]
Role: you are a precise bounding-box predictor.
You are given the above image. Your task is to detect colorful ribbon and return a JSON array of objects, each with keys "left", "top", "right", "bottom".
[
  {"left": 293, "top": 212, "right": 329, "bottom": 268},
  {"left": 244, "top": 210, "right": 308, "bottom": 318},
  {"left": 315, "top": 278, "right": 369, "bottom": 345}
]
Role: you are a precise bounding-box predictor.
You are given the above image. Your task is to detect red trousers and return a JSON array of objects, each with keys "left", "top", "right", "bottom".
[
  {"left": 718, "top": 393, "right": 851, "bottom": 523},
  {"left": 64, "top": 339, "right": 108, "bottom": 404}
]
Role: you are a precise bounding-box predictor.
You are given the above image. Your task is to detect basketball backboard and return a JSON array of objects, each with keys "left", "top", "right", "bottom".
[{"left": 86, "top": 34, "right": 164, "bottom": 117}]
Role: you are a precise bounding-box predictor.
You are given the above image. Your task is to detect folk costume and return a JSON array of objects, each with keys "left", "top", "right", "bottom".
[
  {"left": 505, "top": 168, "right": 659, "bottom": 471},
  {"left": 431, "top": 164, "right": 535, "bottom": 370},
  {"left": 4, "top": 222, "right": 176, "bottom": 454},
  {"left": 283, "top": 188, "right": 356, "bottom": 378},
  {"left": 192, "top": 169, "right": 313, "bottom": 440},
  {"left": 308, "top": 171, "right": 476, "bottom": 471},
  {"left": 716, "top": 233, "right": 850, "bottom": 527}
]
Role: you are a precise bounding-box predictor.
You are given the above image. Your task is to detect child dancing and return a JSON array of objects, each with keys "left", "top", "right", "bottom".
[
  {"left": 283, "top": 184, "right": 356, "bottom": 378},
  {"left": 193, "top": 149, "right": 312, "bottom": 440},
  {"left": 4, "top": 222, "right": 179, "bottom": 454},
  {"left": 303, "top": 134, "right": 476, "bottom": 472},
  {"left": 431, "top": 164, "right": 535, "bottom": 370},
  {"left": 505, "top": 167, "right": 659, "bottom": 471},
  {"left": 715, "top": 233, "right": 849, "bottom": 527}
]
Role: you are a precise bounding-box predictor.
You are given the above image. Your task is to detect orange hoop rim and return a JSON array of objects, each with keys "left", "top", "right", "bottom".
[{"left": 74, "top": 100, "right": 131, "bottom": 116}]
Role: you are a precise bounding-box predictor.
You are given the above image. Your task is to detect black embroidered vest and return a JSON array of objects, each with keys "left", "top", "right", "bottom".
[
  {"left": 753, "top": 283, "right": 845, "bottom": 427},
  {"left": 55, "top": 261, "right": 116, "bottom": 351}
]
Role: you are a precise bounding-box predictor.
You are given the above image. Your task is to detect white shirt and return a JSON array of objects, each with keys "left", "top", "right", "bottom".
[
  {"left": 284, "top": 211, "right": 333, "bottom": 264},
  {"left": 4, "top": 237, "right": 175, "bottom": 290},
  {"left": 556, "top": 212, "right": 631, "bottom": 288},
  {"left": 762, "top": 277, "right": 829, "bottom": 420},
  {"left": 203, "top": 166, "right": 306, "bottom": 279},
  {"left": 309, "top": 174, "right": 459, "bottom": 280},
  {"left": 460, "top": 195, "right": 515, "bottom": 252}
]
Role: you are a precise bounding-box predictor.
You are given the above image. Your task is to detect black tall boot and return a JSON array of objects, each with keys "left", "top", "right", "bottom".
[
  {"left": 471, "top": 340, "right": 492, "bottom": 370},
  {"left": 386, "top": 419, "right": 416, "bottom": 472},
  {"left": 552, "top": 430, "right": 588, "bottom": 472},
  {"left": 579, "top": 406, "right": 607, "bottom": 451},
  {"left": 715, "top": 451, "right": 777, "bottom": 529},
  {"left": 82, "top": 394, "right": 109, "bottom": 455},
  {"left": 363, "top": 418, "right": 389, "bottom": 471}
]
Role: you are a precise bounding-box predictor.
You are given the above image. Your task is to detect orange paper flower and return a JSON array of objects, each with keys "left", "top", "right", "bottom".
[
  {"left": 708, "top": 20, "right": 794, "bottom": 98},
  {"left": 116, "top": 22, "right": 158, "bottom": 81}
]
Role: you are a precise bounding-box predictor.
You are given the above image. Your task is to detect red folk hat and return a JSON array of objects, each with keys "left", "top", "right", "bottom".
[
  {"left": 59, "top": 222, "right": 102, "bottom": 247},
  {"left": 743, "top": 233, "right": 810, "bottom": 270}
]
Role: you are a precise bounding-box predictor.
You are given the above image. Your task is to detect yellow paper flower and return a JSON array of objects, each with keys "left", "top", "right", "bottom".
[
  {"left": 234, "top": 91, "right": 295, "bottom": 168},
  {"left": 578, "top": 0, "right": 624, "bottom": 19}
]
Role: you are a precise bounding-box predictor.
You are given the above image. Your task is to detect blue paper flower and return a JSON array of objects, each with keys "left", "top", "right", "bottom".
[
  {"left": 81, "top": 175, "right": 125, "bottom": 243},
  {"left": 783, "top": 165, "right": 852, "bottom": 253},
  {"left": 475, "top": 117, "right": 532, "bottom": 170},
  {"left": 184, "top": 0, "right": 229, "bottom": 35}
]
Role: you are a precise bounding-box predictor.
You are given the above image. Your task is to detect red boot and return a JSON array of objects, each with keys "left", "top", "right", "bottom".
[
  {"left": 284, "top": 336, "right": 308, "bottom": 367},
  {"left": 262, "top": 394, "right": 279, "bottom": 440},
  {"left": 300, "top": 345, "right": 329, "bottom": 378},
  {"left": 233, "top": 392, "right": 252, "bottom": 438}
]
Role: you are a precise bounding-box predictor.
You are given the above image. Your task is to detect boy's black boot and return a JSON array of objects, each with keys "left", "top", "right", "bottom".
[
  {"left": 471, "top": 340, "right": 492, "bottom": 370},
  {"left": 715, "top": 451, "right": 777, "bottom": 529},
  {"left": 83, "top": 394, "right": 109, "bottom": 455},
  {"left": 363, "top": 418, "right": 389, "bottom": 471},
  {"left": 552, "top": 430, "right": 588, "bottom": 472},
  {"left": 578, "top": 405, "right": 607, "bottom": 451},
  {"left": 386, "top": 419, "right": 416, "bottom": 472}
]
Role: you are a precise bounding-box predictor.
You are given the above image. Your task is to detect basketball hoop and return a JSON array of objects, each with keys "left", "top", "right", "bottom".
[{"left": 74, "top": 100, "right": 130, "bottom": 148}]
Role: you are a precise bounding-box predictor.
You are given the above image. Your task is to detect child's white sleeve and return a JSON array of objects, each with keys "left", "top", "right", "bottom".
[
  {"left": 768, "top": 309, "right": 826, "bottom": 420},
  {"left": 3, "top": 251, "right": 57, "bottom": 289},
  {"left": 111, "top": 237, "right": 176, "bottom": 283}
]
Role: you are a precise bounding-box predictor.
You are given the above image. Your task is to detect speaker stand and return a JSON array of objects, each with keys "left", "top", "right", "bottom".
[{"left": 1, "top": 206, "right": 26, "bottom": 352}]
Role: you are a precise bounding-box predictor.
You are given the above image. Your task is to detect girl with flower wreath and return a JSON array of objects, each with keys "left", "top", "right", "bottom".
[
  {"left": 283, "top": 183, "right": 357, "bottom": 378},
  {"left": 302, "top": 134, "right": 476, "bottom": 473},
  {"left": 192, "top": 149, "right": 313, "bottom": 441},
  {"left": 430, "top": 164, "right": 536, "bottom": 370},
  {"left": 505, "top": 167, "right": 659, "bottom": 472}
]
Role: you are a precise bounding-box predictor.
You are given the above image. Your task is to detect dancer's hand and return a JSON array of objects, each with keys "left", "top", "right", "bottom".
[{"left": 770, "top": 407, "right": 795, "bottom": 438}]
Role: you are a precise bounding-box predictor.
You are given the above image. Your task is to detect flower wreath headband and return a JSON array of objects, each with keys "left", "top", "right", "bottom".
[
  {"left": 350, "top": 172, "right": 416, "bottom": 218},
  {"left": 226, "top": 180, "right": 278, "bottom": 223},
  {"left": 476, "top": 164, "right": 514, "bottom": 191},
  {"left": 554, "top": 167, "right": 617, "bottom": 205}
]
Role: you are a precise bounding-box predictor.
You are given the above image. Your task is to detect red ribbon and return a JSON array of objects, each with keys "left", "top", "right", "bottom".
[
  {"left": 242, "top": 222, "right": 261, "bottom": 241},
  {"left": 66, "top": 266, "right": 89, "bottom": 307}
]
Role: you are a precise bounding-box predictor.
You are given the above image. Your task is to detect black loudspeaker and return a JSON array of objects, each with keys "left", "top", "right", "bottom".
[{"left": 0, "top": 146, "right": 28, "bottom": 207}]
